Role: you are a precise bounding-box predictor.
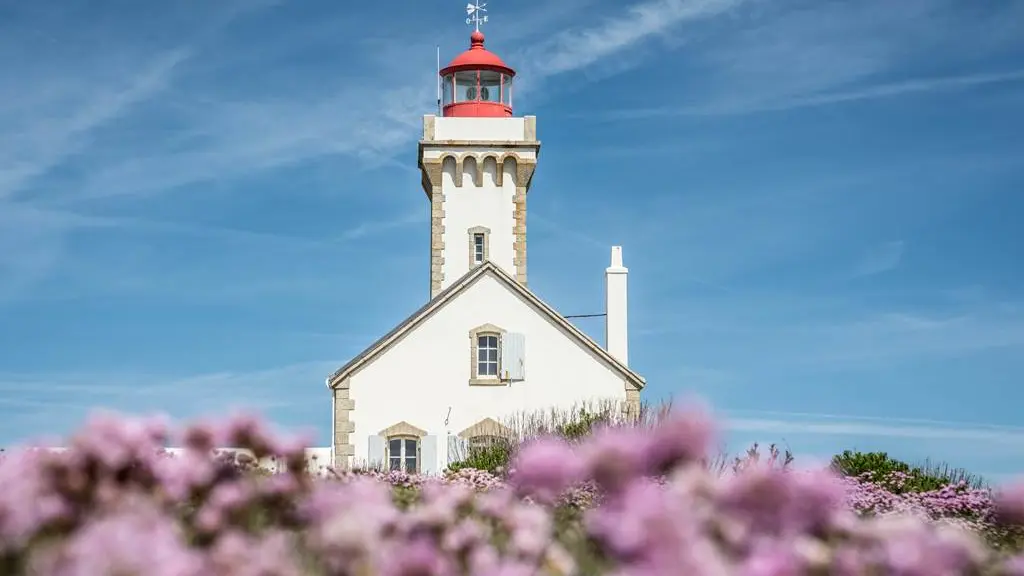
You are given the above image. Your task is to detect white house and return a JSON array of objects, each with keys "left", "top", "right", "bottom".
[{"left": 325, "top": 30, "right": 645, "bottom": 473}]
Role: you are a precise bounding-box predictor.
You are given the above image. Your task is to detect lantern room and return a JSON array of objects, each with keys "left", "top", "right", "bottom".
[{"left": 439, "top": 31, "right": 514, "bottom": 117}]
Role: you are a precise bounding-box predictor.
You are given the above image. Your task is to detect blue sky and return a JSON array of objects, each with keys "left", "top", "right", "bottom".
[{"left": 1, "top": 0, "right": 1023, "bottom": 482}]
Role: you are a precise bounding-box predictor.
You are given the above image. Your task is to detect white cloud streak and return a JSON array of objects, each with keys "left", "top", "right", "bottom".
[
  {"left": 522, "top": 0, "right": 748, "bottom": 77},
  {"left": 723, "top": 410, "right": 1024, "bottom": 443},
  {"left": 0, "top": 0, "right": 750, "bottom": 299},
  {"left": 54, "top": 0, "right": 748, "bottom": 205},
  {"left": 578, "top": 0, "right": 1024, "bottom": 121},
  {"left": 0, "top": 360, "right": 341, "bottom": 444},
  {"left": 0, "top": 49, "right": 191, "bottom": 202},
  {"left": 602, "top": 69, "right": 1024, "bottom": 119}
]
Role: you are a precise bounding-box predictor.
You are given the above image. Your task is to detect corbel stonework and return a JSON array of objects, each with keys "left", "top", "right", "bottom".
[
  {"left": 378, "top": 421, "right": 428, "bottom": 438},
  {"left": 473, "top": 156, "right": 484, "bottom": 188},
  {"left": 421, "top": 160, "right": 446, "bottom": 299},
  {"left": 515, "top": 160, "right": 537, "bottom": 190},
  {"left": 454, "top": 156, "right": 465, "bottom": 188},
  {"left": 494, "top": 155, "right": 505, "bottom": 187},
  {"left": 457, "top": 417, "right": 511, "bottom": 440},
  {"left": 468, "top": 323, "right": 506, "bottom": 386},
  {"left": 332, "top": 379, "right": 355, "bottom": 469},
  {"left": 512, "top": 160, "right": 536, "bottom": 287},
  {"left": 467, "top": 226, "right": 491, "bottom": 268}
]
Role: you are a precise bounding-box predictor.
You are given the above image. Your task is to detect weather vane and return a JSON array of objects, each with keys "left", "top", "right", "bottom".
[{"left": 465, "top": 1, "right": 488, "bottom": 32}]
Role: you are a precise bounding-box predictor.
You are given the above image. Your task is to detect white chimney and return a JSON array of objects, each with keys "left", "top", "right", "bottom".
[{"left": 605, "top": 246, "right": 629, "bottom": 366}]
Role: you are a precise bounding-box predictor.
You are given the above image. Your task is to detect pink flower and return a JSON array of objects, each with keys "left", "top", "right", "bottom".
[
  {"left": 642, "top": 407, "right": 715, "bottom": 475},
  {"left": 995, "top": 482, "right": 1024, "bottom": 524},
  {"left": 579, "top": 425, "right": 650, "bottom": 493},
  {"left": 508, "top": 438, "right": 583, "bottom": 504}
]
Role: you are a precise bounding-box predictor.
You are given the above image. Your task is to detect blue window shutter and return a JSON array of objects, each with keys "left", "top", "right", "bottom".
[
  {"left": 367, "top": 436, "right": 385, "bottom": 470},
  {"left": 421, "top": 435, "right": 438, "bottom": 475},
  {"left": 447, "top": 435, "right": 468, "bottom": 464},
  {"left": 501, "top": 332, "right": 526, "bottom": 381}
]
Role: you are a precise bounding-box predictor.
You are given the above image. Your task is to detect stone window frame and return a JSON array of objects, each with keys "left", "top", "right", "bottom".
[
  {"left": 468, "top": 226, "right": 490, "bottom": 268},
  {"left": 378, "top": 421, "right": 427, "bottom": 473},
  {"left": 458, "top": 418, "right": 513, "bottom": 454},
  {"left": 469, "top": 323, "right": 506, "bottom": 386}
]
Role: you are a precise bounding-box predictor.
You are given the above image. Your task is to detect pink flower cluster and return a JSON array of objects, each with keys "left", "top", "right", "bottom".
[
  {"left": 841, "top": 471, "right": 994, "bottom": 522},
  {"left": 0, "top": 407, "right": 1022, "bottom": 575}
]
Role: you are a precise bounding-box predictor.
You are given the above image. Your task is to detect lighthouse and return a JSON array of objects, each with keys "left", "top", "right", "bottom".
[
  {"left": 326, "top": 10, "right": 643, "bottom": 472},
  {"left": 419, "top": 28, "right": 539, "bottom": 298}
]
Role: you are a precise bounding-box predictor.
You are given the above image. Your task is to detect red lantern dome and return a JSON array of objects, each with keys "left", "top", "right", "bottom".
[{"left": 439, "top": 31, "right": 515, "bottom": 118}]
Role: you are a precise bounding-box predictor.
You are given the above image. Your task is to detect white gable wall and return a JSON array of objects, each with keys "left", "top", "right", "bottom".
[{"left": 345, "top": 272, "right": 628, "bottom": 473}]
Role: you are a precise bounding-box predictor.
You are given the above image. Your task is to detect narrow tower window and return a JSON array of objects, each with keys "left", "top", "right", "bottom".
[
  {"left": 468, "top": 226, "right": 490, "bottom": 267},
  {"left": 473, "top": 233, "right": 485, "bottom": 264}
]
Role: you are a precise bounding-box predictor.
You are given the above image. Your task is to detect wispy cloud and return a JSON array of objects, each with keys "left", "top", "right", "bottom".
[
  {"left": 599, "top": 69, "right": 1024, "bottom": 119},
  {"left": 58, "top": 0, "right": 749, "bottom": 205},
  {"left": 0, "top": 202, "right": 426, "bottom": 303},
  {"left": 723, "top": 410, "right": 1024, "bottom": 444},
  {"left": 339, "top": 211, "right": 426, "bottom": 241},
  {"left": 797, "top": 310, "right": 1024, "bottom": 365},
  {"left": 0, "top": 0, "right": 276, "bottom": 203},
  {"left": 578, "top": 0, "right": 1024, "bottom": 120},
  {"left": 0, "top": 204, "right": 115, "bottom": 301},
  {"left": 519, "top": 0, "right": 748, "bottom": 78},
  {"left": 630, "top": 288, "right": 1024, "bottom": 370},
  {"left": 739, "top": 69, "right": 1024, "bottom": 115},
  {"left": 852, "top": 240, "right": 905, "bottom": 278},
  {"left": 0, "top": 0, "right": 763, "bottom": 301},
  {"left": 0, "top": 48, "right": 191, "bottom": 202},
  {"left": 0, "top": 360, "right": 340, "bottom": 444}
]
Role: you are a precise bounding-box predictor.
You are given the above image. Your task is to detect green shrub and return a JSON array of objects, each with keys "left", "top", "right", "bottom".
[
  {"left": 447, "top": 440, "right": 514, "bottom": 474},
  {"left": 831, "top": 451, "right": 913, "bottom": 479},
  {"left": 830, "top": 450, "right": 985, "bottom": 494},
  {"left": 555, "top": 407, "right": 610, "bottom": 442}
]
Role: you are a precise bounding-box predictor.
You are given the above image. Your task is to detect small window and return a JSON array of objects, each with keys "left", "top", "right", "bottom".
[
  {"left": 387, "top": 437, "right": 419, "bottom": 473},
  {"left": 480, "top": 71, "right": 501, "bottom": 103},
  {"left": 473, "top": 233, "right": 485, "bottom": 264},
  {"left": 467, "top": 227, "right": 489, "bottom": 268},
  {"left": 455, "top": 71, "right": 477, "bottom": 102},
  {"left": 469, "top": 324, "right": 506, "bottom": 385},
  {"left": 442, "top": 74, "right": 454, "bottom": 106},
  {"left": 469, "top": 434, "right": 506, "bottom": 453},
  {"left": 501, "top": 74, "right": 513, "bottom": 106},
  {"left": 477, "top": 334, "right": 499, "bottom": 377}
]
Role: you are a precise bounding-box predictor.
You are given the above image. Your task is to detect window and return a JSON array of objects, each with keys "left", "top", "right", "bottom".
[
  {"left": 388, "top": 437, "right": 419, "bottom": 473},
  {"left": 455, "top": 71, "right": 477, "bottom": 102},
  {"left": 469, "top": 434, "right": 507, "bottom": 454},
  {"left": 479, "top": 71, "right": 501, "bottom": 103},
  {"left": 501, "top": 74, "right": 513, "bottom": 106},
  {"left": 458, "top": 418, "right": 513, "bottom": 454},
  {"left": 441, "top": 74, "right": 454, "bottom": 106},
  {"left": 374, "top": 422, "right": 432, "bottom": 473},
  {"left": 477, "top": 334, "right": 499, "bottom": 377},
  {"left": 467, "top": 226, "right": 490, "bottom": 268},
  {"left": 469, "top": 324, "right": 511, "bottom": 385},
  {"left": 473, "top": 233, "right": 485, "bottom": 264}
]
